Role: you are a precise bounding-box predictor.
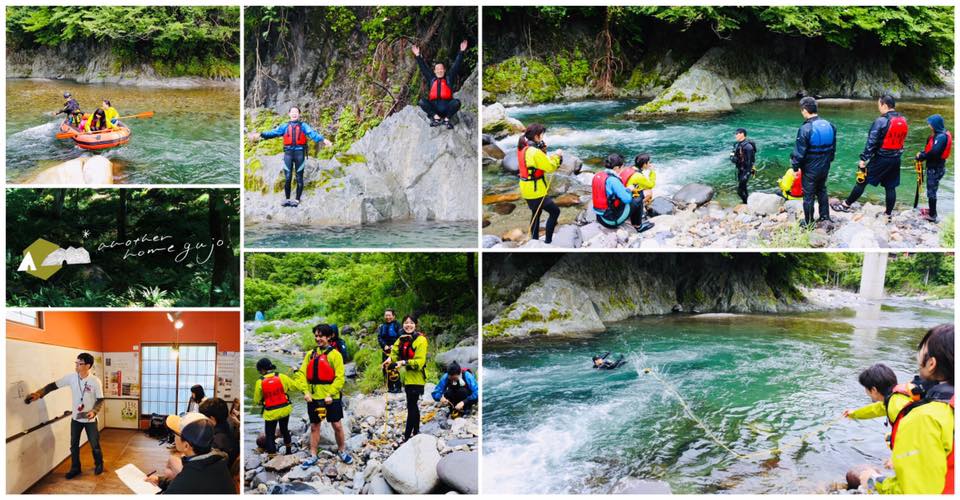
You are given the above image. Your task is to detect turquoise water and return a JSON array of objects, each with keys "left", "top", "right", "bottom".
[
  {"left": 482, "top": 298, "right": 953, "bottom": 494},
  {"left": 244, "top": 220, "right": 478, "bottom": 249},
  {"left": 491, "top": 98, "right": 954, "bottom": 210},
  {"left": 6, "top": 79, "right": 239, "bottom": 184}
]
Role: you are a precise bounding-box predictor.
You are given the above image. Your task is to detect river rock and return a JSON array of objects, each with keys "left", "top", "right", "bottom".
[
  {"left": 382, "top": 434, "right": 442, "bottom": 494},
  {"left": 252, "top": 470, "right": 278, "bottom": 488},
  {"left": 492, "top": 202, "right": 516, "bottom": 215},
  {"left": 435, "top": 346, "right": 478, "bottom": 371},
  {"left": 747, "top": 192, "right": 784, "bottom": 215},
  {"left": 343, "top": 362, "right": 357, "bottom": 378},
  {"left": 576, "top": 172, "right": 595, "bottom": 185},
  {"left": 320, "top": 413, "right": 352, "bottom": 447},
  {"left": 29, "top": 155, "right": 114, "bottom": 185},
  {"left": 672, "top": 183, "right": 714, "bottom": 207},
  {"left": 482, "top": 143, "right": 505, "bottom": 160},
  {"left": 369, "top": 474, "right": 395, "bottom": 494},
  {"left": 270, "top": 482, "right": 319, "bottom": 495},
  {"left": 501, "top": 149, "right": 519, "bottom": 173},
  {"left": 283, "top": 466, "right": 320, "bottom": 482},
  {"left": 550, "top": 225, "right": 583, "bottom": 248},
  {"left": 649, "top": 197, "right": 675, "bottom": 216},
  {"left": 264, "top": 453, "right": 301, "bottom": 471},
  {"left": 482, "top": 103, "right": 524, "bottom": 139},
  {"left": 436, "top": 451, "right": 478, "bottom": 494},
  {"left": 482, "top": 235, "right": 502, "bottom": 248},
  {"left": 609, "top": 477, "right": 673, "bottom": 494},
  {"left": 352, "top": 396, "right": 385, "bottom": 419},
  {"left": 482, "top": 134, "right": 495, "bottom": 145},
  {"left": 558, "top": 154, "right": 583, "bottom": 175},
  {"left": 554, "top": 193, "right": 582, "bottom": 207},
  {"left": 484, "top": 193, "right": 520, "bottom": 204}
]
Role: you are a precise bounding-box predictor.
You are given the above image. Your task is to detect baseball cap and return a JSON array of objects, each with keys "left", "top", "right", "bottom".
[{"left": 166, "top": 412, "right": 213, "bottom": 448}]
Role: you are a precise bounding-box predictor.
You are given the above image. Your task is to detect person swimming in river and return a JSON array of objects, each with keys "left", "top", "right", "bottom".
[
  {"left": 413, "top": 39, "right": 468, "bottom": 129},
  {"left": 592, "top": 352, "right": 625, "bottom": 370},
  {"left": 247, "top": 106, "right": 332, "bottom": 208}
]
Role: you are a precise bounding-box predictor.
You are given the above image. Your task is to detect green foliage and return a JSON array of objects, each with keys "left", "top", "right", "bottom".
[
  {"left": 255, "top": 324, "right": 277, "bottom": 334},
  {"left": 483, "top": 56, "right": 561, "bottom": 103},
  {"left": 761, "top": 224, "right": 812, "bottom": 249},
  {"left": 245, "top": 279, "right": 287, "bottom": 319},
  {"left": 355, "top": 347, "right": 386, "bottom": 393},
  {"left": 554, "top": 50, "right": 591, "bottom": 88},
  {"left": 6, "top": 7, "right": 240, "bottom": 78},
  {"left": 941, "top": 214, "right": 954, "bottom": 248}
]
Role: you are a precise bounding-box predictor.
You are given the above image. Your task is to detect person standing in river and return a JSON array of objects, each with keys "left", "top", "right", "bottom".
[
  {"left": 247, "top": 106, "right": 332, "bottom": 208},
  {"left": 731, "top": 128, "right": 757, "bottom": 204},
  {"left": 790, "top": 96, "right": 837, "bottom": 228},
  {"left": 413, "top": 39, "right": 467, "bottom": 129},
  {"left": 832, "top": 95, "right": 908, "bottom": 221},
  {"left": 517, "top": 123, "right": 563, "bottom": 243}
]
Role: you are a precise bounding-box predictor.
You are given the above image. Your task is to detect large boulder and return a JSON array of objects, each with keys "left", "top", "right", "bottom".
[
  {"left": 264, "top": 453, "right": 301, "bottom": 472},
  {"left": 550, "top": 225, "right": 583, "bottom": 248},
  {"left": 500, "top": 149, "right": 519, "bottom": 173},
  {"left": 351, "top": 396, "right": 385, "bottom": 419},
  {"left": 368, "top": 474, "right": 395, "bottom": 494},
  {"left": 558, "top": 154, "right": 583, "bottom": 175},
  {"left": 435, "top": 346, "right": 478, "bottom": 372},
  {"left": 481, "top": 103, "right": 524, "bottom": 139},
  {"left": 28, "top": 155, "right": 114, "bottom": 184},
  {"left": 672, "top": 183, "right": 714, "bottom": 207},
  {"left": 747, "top": 192, "right": 784, "bottom": 216},
  {"left": 436, "top": 451, "right": 478, "bottom": 494},
  {"left": 381, "top": 434, "right": 442, "bottom": 494},
  {"left": 648, "top": 197, "right": 675, "bottom": 217}
]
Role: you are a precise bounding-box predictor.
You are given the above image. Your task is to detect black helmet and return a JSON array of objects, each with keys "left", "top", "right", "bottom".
[
  {"left": 63, "top": 92, "right": 71, "bottom": 98},
  {"left": 256, "top": 358, "right": 275, "bottom": 372}
]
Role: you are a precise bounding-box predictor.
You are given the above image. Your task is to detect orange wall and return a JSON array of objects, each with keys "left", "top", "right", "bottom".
[
  {"left": 100, "top": 311, "right": 240, "bottom": 352},
  {"left": 6, "top": 311, "right": 102, "bottom": 351},
  {"left": 7, "top": 311, "right": 239, "bottom": 352}
]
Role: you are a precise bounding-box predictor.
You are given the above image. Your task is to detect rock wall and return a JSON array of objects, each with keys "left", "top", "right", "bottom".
[
  {"left": 484, "top": 253, "right": 807, "bottom": 340},
  {"left": 244, "top": 71, "right": 478, "bottom": 225},
  {"left": 6, "top": 45, "right": 237, "bottom": 88}
]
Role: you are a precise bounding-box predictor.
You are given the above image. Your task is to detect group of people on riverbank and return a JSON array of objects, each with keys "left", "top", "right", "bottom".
[
  {"left": 252, "top": 312, "right": 478, "bottom": 467},
  {"left": 57, "top": 92, "right": 120, "bottom": 133},
  {"left": 842, "top": 324, "right": 954, "bottom": 494}
]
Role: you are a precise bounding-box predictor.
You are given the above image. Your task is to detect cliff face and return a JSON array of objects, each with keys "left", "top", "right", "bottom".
[{"left": 484, "top": 253, "right": 808, "bottom": 340}]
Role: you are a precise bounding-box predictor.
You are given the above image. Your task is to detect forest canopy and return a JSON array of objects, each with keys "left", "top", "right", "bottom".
[{"left": 6, "top": 6, "right": 240, "bottom": 77}]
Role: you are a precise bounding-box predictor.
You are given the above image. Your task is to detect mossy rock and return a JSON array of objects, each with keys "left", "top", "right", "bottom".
[{"left": 483, "top": 56, "right": 561, "bottom": 103}]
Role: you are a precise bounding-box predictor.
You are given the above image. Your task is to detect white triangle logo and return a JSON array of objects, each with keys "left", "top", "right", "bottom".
[{"left": 18, "top": 252, "right": 37, "bottom": 272}]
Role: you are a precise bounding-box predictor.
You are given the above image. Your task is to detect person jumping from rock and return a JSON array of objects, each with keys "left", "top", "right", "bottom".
[
  {"left": 247, "top": 106, "right": 332, "bottom": 207},
  {"left": 914, "top": 114, "right": 952, "bottom": 222},
  {"left": 731, "top": 128, "right": 757, "bottom": 204},
  {"left": 592, "top": 352, "right": 625, "bottom": 370},
  {"left": 591, "top": 153, "right": 653, "bottom": 232},
  {"left": 413, "top": 39, "right": 467, "bottom": 129},
  {"left": 790, "top": 96, "right": 837, "bottom": 228},
  {"left": 832, "top": 95, "right": 908, "bottom": 222}
]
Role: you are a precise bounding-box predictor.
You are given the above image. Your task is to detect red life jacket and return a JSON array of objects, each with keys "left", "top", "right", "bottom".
[
  {"left": 790, "top": 170, "right": 804, "bottom": 197},
  {"left": 260, "top": 373, "right": 291, "bottom": 410},
  {"left": 880, "top": 114, "right": 908, "bottom": 150},
  {"left": 925, "top": 131, "right": 953, "bottom": 160},
  {"left": 283, "top": 122, "right": 308, "bottom": 147},
  {"left": 429, "top": 78, "right": 453, "bottom": 101},
  {"left": 397, "top": 333, "right": 422, "bottom": 361},
  {"left": 518, "top": 146, "right": 545, "bottom": 188},
  {"left": 618, "top": 167, "right": 637, "bottom": 188},
  {"left": 592, "top": 171, "right": 622, "bottom": 211},
  {"left": 887, "top": 385, "right": 954, "bottom": 494},
  {"left": 305, "top": 347, "right": 336, "bottom": 385}
]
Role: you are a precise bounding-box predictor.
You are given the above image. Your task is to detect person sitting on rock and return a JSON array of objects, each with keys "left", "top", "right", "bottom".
[
  {"left": 247, "top": 106, "right": 332, "bottom": 208},
  {"left": 57, "top": 92, "right": 82, "bottom": 127},
  {"left": 622, "top": 153, "right": 656, "bottom": 205},
  {"left": 914, "top": 114, "right": 951, "bottom": 222},
  {"left": 252, "top": 359, "right": 295, "bottom": 456},
  {"left": 592, "top": 153, "right": 653, "bottom": 232},
  {"left": 592, "top": 352, "right": 625, "bottom": 370},
  {"left": 518, "top": 123, "right": 563, "bottom": 244},
  {"left": 413, "top": 39, "right": 467, "bottom": 129},
  {"left": 84, "top": 108, "right": 109, "bottom": 133},
  {"left": 832, "top": 94, "right": 908, "bottom": 222},
  {"left": 730, "top": 128, "right": 757, "bottom": 204},
  {"left": 432, "top": 362, "right": 478, "bottom": 418}
]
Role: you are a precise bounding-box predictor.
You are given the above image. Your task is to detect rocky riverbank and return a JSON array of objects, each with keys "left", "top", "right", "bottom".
[{"left": 244, "top": 71, "right": 478, "bottom": 227}]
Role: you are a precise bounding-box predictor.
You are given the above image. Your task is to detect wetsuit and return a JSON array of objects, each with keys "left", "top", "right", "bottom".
[
  {"left": 732, "top": 140, "right": 756, "bottom": 204},
  {"left": 417, "top": 50, "right": 463, "bottom": 122},
  {"left": 260, "top": 121, "right": 325, "bottom": 202},
  {"left": 916, "top": 114, "right": 950, "bottom": 219},
  {"left": 593, "top": 352, "right": 625, "bottom": 370},
  {"left": 790, "top": 115, "right": 837, "bottom": 224},
  {"left": 377, "top": 321, "right": 402, "bottom": 393},
  {"left": 845, "top": 110, "right": 908, "bottom": 215}
]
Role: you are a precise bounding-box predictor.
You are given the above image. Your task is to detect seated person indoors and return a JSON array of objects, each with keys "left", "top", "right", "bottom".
[{"left": 148, "top": 412, "right": 235, "bottom": 494}]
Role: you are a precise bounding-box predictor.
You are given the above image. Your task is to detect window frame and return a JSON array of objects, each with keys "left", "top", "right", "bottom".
[
  {"left": 139, "top": 342, "right": 218, "bottom": 417},
  {"left": 6, "top": 310, "right": 44, "bottom": 328}
]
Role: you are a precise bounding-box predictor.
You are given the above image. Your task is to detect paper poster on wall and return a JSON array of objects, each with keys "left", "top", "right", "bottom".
[
  {"left": 216, "top": 351, "right": 239, "bottom": 402},
  {"left": 103, "top": 352, "right": 139, "bottom": 399}
]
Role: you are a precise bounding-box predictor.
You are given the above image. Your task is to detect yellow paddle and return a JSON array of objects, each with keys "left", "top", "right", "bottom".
[{"left": 55, "top": 111, "right": 155, "bottom": 139}]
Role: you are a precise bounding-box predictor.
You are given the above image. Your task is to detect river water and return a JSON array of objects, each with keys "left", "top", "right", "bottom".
[
  {"left": 482, "top": 297, "right": 952, "bottom": 494},
  {"left": 6, "top": 79, "right": 239, "bottom": 184},
  {"left": 488, "top": 98, "right": 954, "bottom": 211},
  {"left": 245, "top": 220, "right": 478, "bottom": 249}
]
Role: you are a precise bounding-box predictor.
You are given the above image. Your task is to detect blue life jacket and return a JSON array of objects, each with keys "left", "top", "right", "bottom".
[{"left": 808, "top": 119, "right": 835, "bottom": 155}]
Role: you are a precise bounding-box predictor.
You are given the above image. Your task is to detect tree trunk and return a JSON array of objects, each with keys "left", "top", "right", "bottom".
[
  {"left": 208, "top": 191, "right": 230, "bottom": 306},
  {"left": 117, "top": 190, "right": 128, "bottom": 241},
  {"left": 53, "top": 189, "right": 66, "bottom": 219},
  {"left": 467, "top": 253, "right": 477, "bottom": 299}
]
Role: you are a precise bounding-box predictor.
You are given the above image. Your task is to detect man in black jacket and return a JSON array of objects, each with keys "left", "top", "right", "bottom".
[
  {"left": 790, "top": 97, "right": 837, "bottom": 227},
  {"left": 154, "top": 414, "right": 235, "bottom": 494},
  {"left": 731, "top": 128, "right": 756, "bottom": 204},
  {"left": 413, "top": 40, "right": 467, "bottom": 129},
  {"left": 56, "top": 92, "right": 82, "bottom": 127},
  {"left": 915, "top": 114, "right": 951, "bottom": 222},
  {"left": 199, "top": 398, "right": 239, "bottom": 469},
  {"left": 832, "top": 94, "right": 908, "bottom": 220}
]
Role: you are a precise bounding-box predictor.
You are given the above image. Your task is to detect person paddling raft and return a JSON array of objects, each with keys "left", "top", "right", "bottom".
[
  {"left": 57, "top": 92, "right": 82, "bottom": 127},
  {"left": 247, "top": 106, "right": 332, "bottom": 207},
  {"left": 518, "top": 123, "right": 563, "bottom": 244},
  {"left": 914, "top": 114, "right": 952, "bottom": 222},
  {"left": 790, "top": 96, "right": 837, "bottom": 228},
  {"left": 592, "top": 352, "right": 625, "bottom": 370},
  {"left": 832, "top": 94, "right": 908, "bottom": 222},
  {"left": 413, "top": 40, "right": 467, "bottom": 129}
]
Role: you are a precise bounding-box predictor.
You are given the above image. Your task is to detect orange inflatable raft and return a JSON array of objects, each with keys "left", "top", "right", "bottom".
[{"left": 58, "top": 120, "right": 131, "bottom": 151}]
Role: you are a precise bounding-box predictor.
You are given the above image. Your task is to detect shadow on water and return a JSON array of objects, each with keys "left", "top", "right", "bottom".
[
  {"left": 481, "top": 297, "right": 952, "bottom": 494},
  {"left": 244, "top": 220, "right": 477, "bottom": 249},
  {"left": 6, "top": 79, "right": 239, "bottom": 184},
  {"left": 487, "top": 98, "right": 954, "bottom": 211}
]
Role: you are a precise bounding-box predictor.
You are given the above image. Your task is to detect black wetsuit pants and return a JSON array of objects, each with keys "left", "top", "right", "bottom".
[
  {"left": 801, "top": 168, "right": 830, "bottom": 223},
  {"left": 263, "top": 415, "right": 291, "bottom": 454},
  {"left": 283, "top": 149, "right": 306, "bottom": 201},
  {"left": 419, "top": 98, "right": 461, "bottom": 120},
  {"left": 526, "top": 197, "right": 560, "bottom": 243},
  {"left": 404, "top": 385, "right": 424, "bottom": 440},
  {"left": 736, "top": 167, "right": 752, "bottom": 204},
  {"left": 845, "top": 183, "right": 897, "bottom": 216}
]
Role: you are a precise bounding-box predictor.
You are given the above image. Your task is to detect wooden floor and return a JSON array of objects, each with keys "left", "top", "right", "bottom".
[{"left": 25, "top": 429, "right": 174, "bottom": 494}]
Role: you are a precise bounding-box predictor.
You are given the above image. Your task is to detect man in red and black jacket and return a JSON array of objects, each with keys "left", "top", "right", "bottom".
[{"left": 413, "top": 40, "right": 467, "bottom": 129}]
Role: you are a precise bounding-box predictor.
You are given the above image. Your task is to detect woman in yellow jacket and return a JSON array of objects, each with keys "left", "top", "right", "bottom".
[
  {"left": 383, "top": 315, "right": 428, "bottom": 441},
  {"left": 517, "top": 123, "right": 563, "bottom": 243},
  {"left": 623, "top": 153, "right": 657, "bottom": 204},
  {"left": 252, "top": 358, "right": 295, "bottom": 455}
]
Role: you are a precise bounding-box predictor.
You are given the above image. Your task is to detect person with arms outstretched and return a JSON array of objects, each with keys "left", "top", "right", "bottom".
[{"left": 413, "top": 40, "right": 467, "bottom": 129}]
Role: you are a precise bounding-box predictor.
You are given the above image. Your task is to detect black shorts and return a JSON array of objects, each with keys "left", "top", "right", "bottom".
[{"left": 307, "top": 399, "right": 343, "bottom": 424}]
